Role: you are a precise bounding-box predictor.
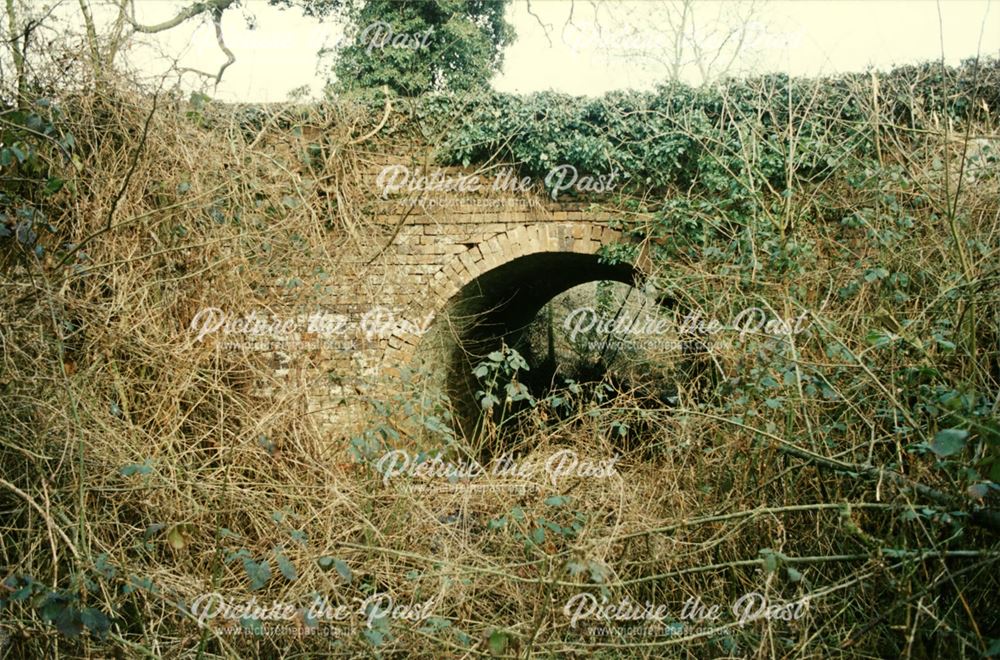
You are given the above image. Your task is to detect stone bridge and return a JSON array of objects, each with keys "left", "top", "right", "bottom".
[{"left": 274, "top": 149, "right": 653, "bottom": 435}]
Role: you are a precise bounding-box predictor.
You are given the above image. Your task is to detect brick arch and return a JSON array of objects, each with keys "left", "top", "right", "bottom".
[{"left": 383, "top": 221, "right": 644, "bottom": 366}]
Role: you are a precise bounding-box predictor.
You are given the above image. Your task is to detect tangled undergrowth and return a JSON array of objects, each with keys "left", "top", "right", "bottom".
[{"left": 1, "top": 53, "right": 999, "bottom": 658}]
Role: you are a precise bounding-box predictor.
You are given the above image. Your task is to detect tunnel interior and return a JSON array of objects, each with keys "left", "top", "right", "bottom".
[{"left": 417, "top": 251, "right": 649, "bottom": 441}]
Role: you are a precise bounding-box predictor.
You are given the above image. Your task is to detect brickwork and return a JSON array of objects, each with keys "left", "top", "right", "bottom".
[{"left": 281, "top": 150, "right": 648, "bottom": 436}]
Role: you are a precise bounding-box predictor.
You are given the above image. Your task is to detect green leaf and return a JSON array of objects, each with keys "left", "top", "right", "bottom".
[
  {"left": 544, "top": 495, "right": 569, "bottom": 507},
  {"left": 864, "top": 267, "right": 889, "bottom": 282},
  {"left": 94, "top": 553, "right": 117, "bottom": 579},
  {"left": 120, "top": 461, "right": 153, "bottom": 477},
  {"left": 52, "top": 606, "right": 83, "bottom": 637},
  {"left": 930, "top": 428, "right": 968, "bottom": 457},
  {"left": 240, "top": 617, "right": 263, "bottom": 635},
  {"left": 968, "top": 483, "right": 989, "bottom": 500},
  {"left": 363, "top": 628, "right": 385, "bottom": 646},
  {"left": 418, "top": 616, "right": 452, "bottom": 633},
  {"left": 487, "top": 516, "right": 507, "bottom": 530},
  {"left": 317, "top": 555, "right": 352, "bottom": 583},
  {"left": 276, "top": 551, "right": 298, "bottom": 581},
  {"left": 243, "top": 558, "right": 271, "bottom": 590},
  {"left": 760, "top": 549, "right": 779, "bottom": 573},
  {"left": 488, "top": 630, "right": 510, "bottom": 656},
  {"left": 166, "top": 526, "right": 186, "bottom": 550},
  {"left": 80, "top": 608, "right": 111, "bottom": 638},
  {"left": 189, "top": 91, "right": 211, "bottom": 110},
  {"left": 865, "top": 329, "right": 892, "bottom": 347},
  {"left": 588, "top": 561, "right": 607, "bottom": 583},
  {"left": 935, "top": 337, "right": 956, "bottom": 351},
  {"left": 45, "top": 177, "right": 64, "bottom": 194}
]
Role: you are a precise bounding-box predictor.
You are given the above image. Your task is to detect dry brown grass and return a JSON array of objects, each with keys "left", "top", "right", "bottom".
[{"left": 1, "top": 64, "right": 999, "bottom": 659}]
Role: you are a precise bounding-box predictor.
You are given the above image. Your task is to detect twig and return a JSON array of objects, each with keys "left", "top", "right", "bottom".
[
  {"left": 349, "top": 85, "right": 391, "bottom": 145},
  {"left": 682, "top": 409, "right": 1000, "bottom": 533},
  {"left": 843, "top": 555, "right": 1000, "bottom": 647},
  {"left": 105, "top": 88, "right": 159, "bottom": 230},
  {"left": 525, "top": 0, "right": 553, "bottom": 47},
  {"left": 0, "top": 476, "right": 79, "bottom": 559}
]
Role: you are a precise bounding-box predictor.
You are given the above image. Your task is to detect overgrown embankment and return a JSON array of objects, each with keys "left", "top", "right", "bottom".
[{"left": 1, "top": 60, "right": 999, "bottom": 657}]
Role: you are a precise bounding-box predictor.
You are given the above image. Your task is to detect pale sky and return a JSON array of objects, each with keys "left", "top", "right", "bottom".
[{"left": 84, "top": 0, "right": 1000, "bottom": 100}]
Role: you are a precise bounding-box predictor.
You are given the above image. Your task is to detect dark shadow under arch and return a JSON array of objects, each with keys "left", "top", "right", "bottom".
[{"left": 419, "top": 251, "right": 645, "bottom": 440}]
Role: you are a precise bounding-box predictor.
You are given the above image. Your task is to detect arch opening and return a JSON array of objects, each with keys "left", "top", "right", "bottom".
[{"left": 415, "top": 251, "right": 679, "bottom": 444}]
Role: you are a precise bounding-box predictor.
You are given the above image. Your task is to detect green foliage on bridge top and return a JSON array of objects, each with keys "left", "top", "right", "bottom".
[
  {"left": 378, "top": 58, "right": 998, "bottom": 275},
  {"left": 2, "top": 59, "right": 996, "bottom": 273},
  {"left": 412, "top": 58, "right": 998, "bottom": 191}
]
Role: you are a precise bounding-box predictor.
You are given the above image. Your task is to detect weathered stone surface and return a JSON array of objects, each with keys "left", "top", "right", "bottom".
[{"left": 270, "top": 160, "right": 646, "bottom": 436}]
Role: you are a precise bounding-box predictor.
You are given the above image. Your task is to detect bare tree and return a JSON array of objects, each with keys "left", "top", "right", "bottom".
[
  {"left": 21, "top": 0, "right": 341, "bottom": 89},
  {"left": 126, "top": 0, "right": 239, "bottom": 86},
  {"left": 526, "top": 0, "right": 764, "bottom": 86},
  {"left": 2, "top": 0, "right": 51, "bottom": 103},
  {"left": 668, "top": 0, "right": 761, "bottom": 84}
]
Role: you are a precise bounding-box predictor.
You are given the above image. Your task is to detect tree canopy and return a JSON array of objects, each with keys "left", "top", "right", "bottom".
[{"left": 330, "top": 0, "right": 514, "bottom": 96}]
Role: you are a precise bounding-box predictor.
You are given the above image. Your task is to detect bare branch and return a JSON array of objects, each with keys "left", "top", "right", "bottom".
[
  {"left": 5, "top": 0, "right": 26, "bottom": 101},
  {"left": 349, "top": 85, "right": 391, "bottom": 145},
  {"left": 127, "top": 0, "right": 236, "bottom": 34},
  {"left": 210, "top": 6, "right": 234, "bottom": 85},
  {"left": 559, "top": 0, "right": 577, "bottom": 46},
  {"left": 525, "top": 0, "right": 552, "bottom": 47},
  {"left": 131, "top": 0, "right": 237, "bottom": 86},
  {"left": 104, "top": 0, "right": 132, "bottom": 66},
  {"left": 105, "top": 88, "right": 160, "bottom": 230}
]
